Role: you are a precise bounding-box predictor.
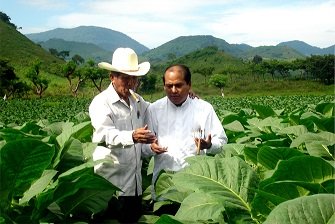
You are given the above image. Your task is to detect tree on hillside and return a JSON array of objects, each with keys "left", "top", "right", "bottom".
[
  {"left": 291, "top": 59, "right": 308, "bottom": 80},
  {"left": 83, "top": 59, "right": 108, "bottom": 93},
  {"left": 26, "top": 60, "right": 48, "bottom": 98},
  {"left": 0, "top": 12, "right": 17, "bottom": 29},
  {"left": 139, "top": 73, "right": 157, "bottom": 94},
  {"left": 262, "top": 60, "right": 279, "bottom": 80},
  {"left": 62, "top": 60, "right": 78, "bottom": 95},
  {"left": 72, "top": 54, "right": 85, "bottom": 65},
  {"left": 306, "top": 54, "right": 334, "bottom": 85},
  {"left": 49, "top": 48, "right": 59, "bottom": 57},
  {"left": 0, "top": 59, "right": 30, "bottom": 98},
  {"left": 209, "top": 74, "right": 227, "bottom": 97},
  {"left": 58, "top": 51, "right": 70, "bottom": 61},
  {"left": 249, "top": 62, "right": 266, "bottom": 81},
  {"left": 252, "top": 55, "right": 263, "bottom": 64},
  {"left": 275, "top": 61, "right": 291, "bottom": 79},
  {"left": 48, "top": 48, "right": 70, "bottom": 61},
  {"left": 193, "top": 66, "right": 215, "bottom": 85}
]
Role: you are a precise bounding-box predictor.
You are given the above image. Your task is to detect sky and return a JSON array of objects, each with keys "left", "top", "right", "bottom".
[{"left": 1, "top": 0, "right": 334, "bottom": 49}]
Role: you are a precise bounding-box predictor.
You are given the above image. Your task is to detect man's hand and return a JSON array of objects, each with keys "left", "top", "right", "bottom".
[
  {"left": 194, "top": 134, "right": 212, "bottom": 152},
  {"left": 132, "top": 125, "right": 156, "bottom": 144},
  {"left": 150, "top": 139, "right": 168, "bottom": 154}
]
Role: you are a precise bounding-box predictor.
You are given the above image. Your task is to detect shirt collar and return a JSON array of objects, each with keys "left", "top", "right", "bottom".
[
  {"left": 106, "top": 83, "right": 122, "bottom": 104},
  {"left": 167, "top": 95, "right": 191, "bottom": 108}
]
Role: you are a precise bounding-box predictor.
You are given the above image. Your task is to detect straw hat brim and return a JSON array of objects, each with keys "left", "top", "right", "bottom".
[{"left": 98, "top": 61, "right": 150, "bottom": 76}]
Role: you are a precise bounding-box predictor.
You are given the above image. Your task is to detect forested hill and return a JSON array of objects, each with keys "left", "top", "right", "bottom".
[
  {"left": 26, "top": 26, "right": 149, "bottom": 54},
  {"left": 141, "top": 35, "right": 305, "bottom": 62},
  {"left": 0, "top": 20, "right": 63, "bottom": 67},
  {"left": 38, "top": 38, "right": 112, "bottom": 62},
  {"left": 24, "top": 25, "right": 333, "bottom": 63},
  {"left": 277, "top": 40, "right": 335, "bottom": 56}
]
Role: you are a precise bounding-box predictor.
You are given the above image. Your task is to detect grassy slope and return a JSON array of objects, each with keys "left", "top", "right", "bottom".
[{"left": 0, "top": 20, "right": 63, "bottom": 67}]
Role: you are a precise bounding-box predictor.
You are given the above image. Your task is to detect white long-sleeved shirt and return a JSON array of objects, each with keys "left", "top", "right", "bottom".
[
  {"left": 143, "top": 96, "right": 228, "bottom": 184},
  {"left": 89, "top": 84, "right": 149, "bottom": 196}
]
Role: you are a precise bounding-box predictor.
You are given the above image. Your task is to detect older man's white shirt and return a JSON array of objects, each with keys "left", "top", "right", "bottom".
[{"left": 89, "top": 84, "right": 149, "bottom": 196}]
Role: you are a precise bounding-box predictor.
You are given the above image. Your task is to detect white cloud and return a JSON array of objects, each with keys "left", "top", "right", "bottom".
[{"left": 205, "top": 1, "right": 335, "bottom": 47}]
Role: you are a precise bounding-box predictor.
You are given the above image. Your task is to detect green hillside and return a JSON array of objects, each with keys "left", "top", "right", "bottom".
[
  {"left": 39, "top": 38, "right": 112, "bottom": 62},
  {"left": 26, "top": 26, "right": 149, "bottom": 54},
  {"left": 141, "top": 35, "right": 305, "bottom": 62},
  {"left": 239, "top": 45, "right": 305, "bottom": 60},
  {"left": 0, "top": 20, "right": 63, "bottom": 68},
  {"left": 141, "top": 35, "right": 242, "bottom": 62},
  {"left": 277, "top": 40, "right": 335, "bottom": 55}
]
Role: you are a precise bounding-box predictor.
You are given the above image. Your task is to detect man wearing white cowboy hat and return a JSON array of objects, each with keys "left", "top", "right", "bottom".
[{"left": 89, "top": 47, "right": 156, "bottom": 223}]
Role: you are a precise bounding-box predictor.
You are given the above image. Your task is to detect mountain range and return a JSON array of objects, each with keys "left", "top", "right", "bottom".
[{"left": 25, "top": 26, "right": 334, "bottom": 63}]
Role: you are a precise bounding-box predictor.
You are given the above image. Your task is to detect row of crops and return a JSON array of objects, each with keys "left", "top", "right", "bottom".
[
  {"left": 0, "top": 95, "right": 333, "bottom": 125},
  {"left": 0, "top": 94, "right": 334, "bottom": 223}
]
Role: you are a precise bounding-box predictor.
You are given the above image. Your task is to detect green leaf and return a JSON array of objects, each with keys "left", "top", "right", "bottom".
[
  {"left": 251, "top": 104, "right": 276, "bottom": 118},
  {"left": 264, "top": 156, "right": 335, "bottom": 193},
  {"left": 172, "top": 156, "right": 259, "bottom": 222},
  {"left": 257, "top": 146, "right": 305, "bottom": 170},
  {"left": 315, "top": 102, "right": 335, "bottom": 117},
  {"left": 56, "top": 121, "right": 91, "bottom": 149},
  {"left": 175, "top": 192, "right": 225, "bottom": 222},
  {"left": 56, "top": 178, "right": 117, "bottom": 217},
  {"left": 253, "top": 156, "right": 335, "bottom": 216},
  {"left": 19, "top": 170, "right": 58, "bottom": 205},
  {"left": 290, "top": 132, "right": 334, "bottom": 148},
  {"left": 290, "top": 132, "right": 334, "bottom": 157},
  {"left": 277, "top": 125, "right": 308, "bottom": 137},
  {"left": 264, "top": 194, "right": 335, "bottom": 224},
  {"left": 0, "top": 139, "right": 55, "bottom": 200},
  {"left": 224, "top": 120, "right": 245, "bottom": 132},
  {"left": 34, "top": 163, "right": 119, "bottom": 219},
  {"left": 155, "top": 214, "right": 184, "bottom": 224}
]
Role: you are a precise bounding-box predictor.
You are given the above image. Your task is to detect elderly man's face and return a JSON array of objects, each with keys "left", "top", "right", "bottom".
[
  {"left": 163, "top": 69, "right": 191, "bottom": 106},
  {"left": 111, "top": 72, "right": 138, "bottom": 100}
]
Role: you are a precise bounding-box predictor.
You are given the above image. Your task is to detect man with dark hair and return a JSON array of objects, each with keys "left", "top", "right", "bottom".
[{"left": 143, "top": 64, "right": 228, "bottom": 200}]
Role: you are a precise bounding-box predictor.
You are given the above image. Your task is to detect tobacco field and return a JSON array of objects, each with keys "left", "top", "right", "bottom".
[{"left": 0, "top": 95, "right": 334, "bottom": 223}]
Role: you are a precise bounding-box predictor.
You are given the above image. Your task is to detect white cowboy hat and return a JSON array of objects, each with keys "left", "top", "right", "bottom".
[{"left": 98, "top": 48, "right": 150, "bottom": 76}]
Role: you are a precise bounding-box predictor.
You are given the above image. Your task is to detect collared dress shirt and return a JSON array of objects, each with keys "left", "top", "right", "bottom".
[
  {"left": 89, "top": 83, "right": 149, "bottom": 196},
  {"left": 144, "top": 96, "right": 228, "bottom": 185}
]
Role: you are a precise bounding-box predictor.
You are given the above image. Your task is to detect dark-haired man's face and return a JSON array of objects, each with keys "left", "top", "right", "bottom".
[{"left": 163, "top": 69, "right": 191, "bottom": 106}]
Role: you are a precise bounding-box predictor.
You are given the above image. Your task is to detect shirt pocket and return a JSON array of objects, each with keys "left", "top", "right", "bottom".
[{"left": 114, "top": 116, "right": 131, "bottom": 131}]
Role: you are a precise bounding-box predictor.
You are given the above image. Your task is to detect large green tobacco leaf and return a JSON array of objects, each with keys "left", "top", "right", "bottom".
[
  {"left": 257, "top": 146, "right": 305, "bottom": 170},
  {"left": 56, "top": 121, "right": 92, "bottom": 149},
  {"left": 33, "top": 161, "right": 119, "bottom": 220},
  {"left": 291, "top": 132, "right": 335, "bottom": 158},
  {"left": 277, "top": 125, "right": 308, "bottom": 137},
  {"left": 223, "top": 120, "right": 245, "bottom": 132},
  {"left": 251, "top": 104, "right": 276, "bottom": 118},
  {"left": 0, "top": 127, "right": 44, "bottom": 142},
  {"left": 172, "top": 156, "right": 259, "bottom": 222},
  {"left": 252, "top": 156, "right": 335, "bottom": 216},
  {"left": 264, "top": 194, "right": 335, "bottom": 224},
  {"left": 0, "top": 139, "right": 55, "bottom": 203},
  {"left": 19, "top": 170, "right": 58, "bottom": 205},
  {"left": 263, "top": 156, "right": 335, "bottom": 193},
  {"left": 175, "top": 192, "right": 226, "bottom": 222},
  {"left": 55, "top": 174, "right": 118, "bottom": 217},
  {"left": 315, "top": 102, "right": 335, "bottom": 117}
]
